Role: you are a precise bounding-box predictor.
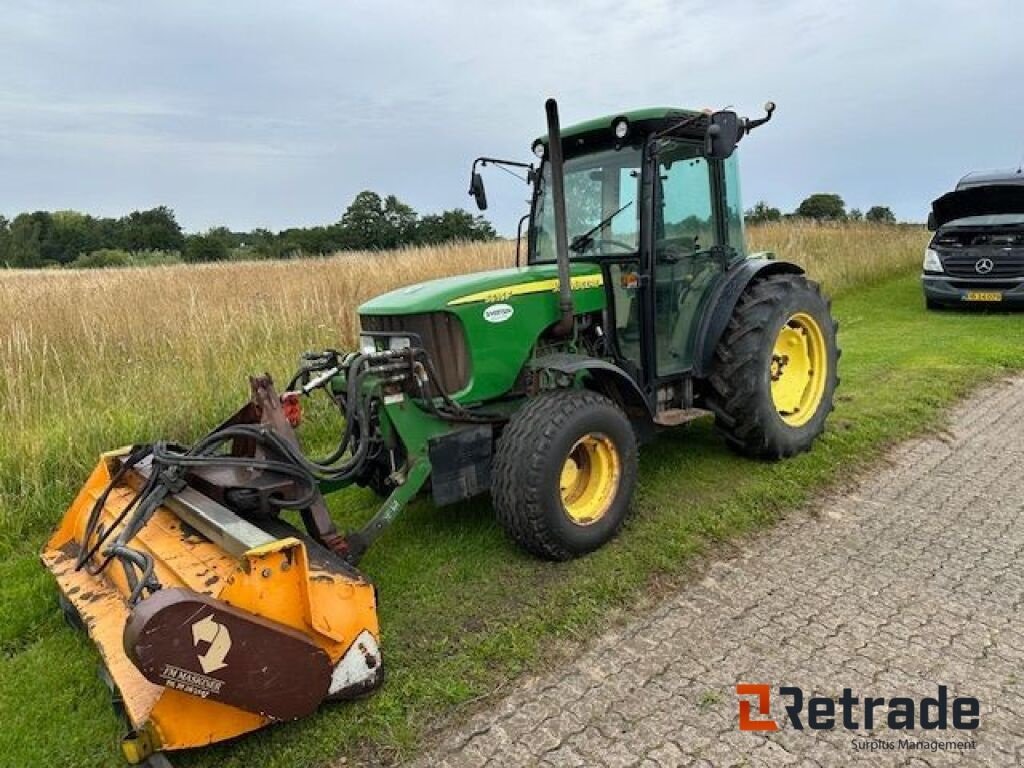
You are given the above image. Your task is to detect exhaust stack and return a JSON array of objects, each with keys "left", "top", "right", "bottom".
[{"left": 545, "top": 98, "right": 574, "bottom": 338}]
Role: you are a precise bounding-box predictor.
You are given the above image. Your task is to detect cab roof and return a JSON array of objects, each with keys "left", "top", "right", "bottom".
[{"left": 534, "top": 106, "right": 707, "bottom": 147}]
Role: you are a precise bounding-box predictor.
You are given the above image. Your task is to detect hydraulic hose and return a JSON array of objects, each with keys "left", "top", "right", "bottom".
[
  {"left": 107, "top": 544, "right": 159, "bottom": 604},
  {"left": 413, "top": 349, "right": 506, "bottom": 423},
  {"left": 76, "top": 444, "right": 154, "bottom": 570}
]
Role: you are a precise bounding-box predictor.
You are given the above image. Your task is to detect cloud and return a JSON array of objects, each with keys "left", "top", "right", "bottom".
[{"left": 0, "top": 0, "right": 1022, "bottom": 231}]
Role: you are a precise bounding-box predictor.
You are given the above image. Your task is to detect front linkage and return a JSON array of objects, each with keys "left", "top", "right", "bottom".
[
  {"left": 286, "top": 335, "right": 504, "bottom": 563},
  {"left": 94, "top": 337, "right": 496, "bottom": 605}
]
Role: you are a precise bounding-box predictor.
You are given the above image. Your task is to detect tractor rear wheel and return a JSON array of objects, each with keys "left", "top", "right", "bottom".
[
  {"left": 707, "top": 273, "right": 839, "bottom": 459},
  {"left": 492, "top": 390, "right": 638, "bottom": 560}
]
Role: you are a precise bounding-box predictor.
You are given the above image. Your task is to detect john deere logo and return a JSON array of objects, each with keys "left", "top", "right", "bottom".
[
  {"left": 974, "top": 258, "right": 994, "bottom": 274},
  {"left": 192, "top": 614, "right": 232, "bottom": 673},
  {"left": 483, "top": 303, "right": 514, "bottom": 323}
]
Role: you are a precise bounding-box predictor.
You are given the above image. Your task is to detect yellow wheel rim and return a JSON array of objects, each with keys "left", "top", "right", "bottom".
[
  {"left": 559, "top": 433, "right": 621, "bottom": 526},
  {"left": 770, "top": 312, "right": 828, "bottom": 427}
]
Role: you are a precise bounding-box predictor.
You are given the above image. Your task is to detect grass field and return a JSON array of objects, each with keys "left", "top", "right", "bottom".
[{"left": 3, "top": 222, "right": 1023, "bottom": 767}]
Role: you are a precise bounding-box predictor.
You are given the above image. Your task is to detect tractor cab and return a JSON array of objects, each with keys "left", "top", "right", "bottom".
[
  {"left": 528, "top": 108, "right": 749, "bottom": 391},
  {"left": 470, "top": 103, "right": 778, "bottom": 415}
]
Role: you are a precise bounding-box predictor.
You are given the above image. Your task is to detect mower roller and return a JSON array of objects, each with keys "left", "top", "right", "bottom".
[{"left": 43, "top": 98, "right": 839, "bottom": 764}]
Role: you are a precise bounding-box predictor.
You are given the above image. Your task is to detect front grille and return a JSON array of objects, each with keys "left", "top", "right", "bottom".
[
  {"left": 940, "top": 250, "right": 1024, "bottom": 278},
  {"left": 361, "top": 312, "right": 470, "bottom": 395},
  {"left": 949, "top": 280, "right": 1022, "bottom": 290}
]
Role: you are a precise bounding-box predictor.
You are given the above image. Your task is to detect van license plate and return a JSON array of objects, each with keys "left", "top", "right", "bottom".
[{"left": 965, "top": 291, "right": 1002, "bottom": 302}]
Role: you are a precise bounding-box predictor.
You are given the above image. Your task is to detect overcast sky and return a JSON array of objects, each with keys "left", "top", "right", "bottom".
[{"left": 2, "top": 1, "right": 1022, "bottom": 234}]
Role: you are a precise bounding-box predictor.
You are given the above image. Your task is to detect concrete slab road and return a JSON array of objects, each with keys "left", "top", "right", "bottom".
[{"left": 404, "top": 377, "right": 1024, "bottom": 767}]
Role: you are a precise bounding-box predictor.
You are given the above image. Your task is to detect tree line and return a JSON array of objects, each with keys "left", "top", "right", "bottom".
[
  {"left": 0, "top": 190, "right": 496, "bottom": 269},
  {"left": 746, "top": 194, "right": 898, "bottom": 225}
]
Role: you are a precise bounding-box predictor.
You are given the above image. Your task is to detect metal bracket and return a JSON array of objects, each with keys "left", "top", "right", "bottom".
[{"left": 341, "top": 459, "right": 431, "bottom": 565}]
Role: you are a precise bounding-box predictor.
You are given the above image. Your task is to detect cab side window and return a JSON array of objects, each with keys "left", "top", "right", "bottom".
[
  {"left": 657, "top": 144, "right": 715, "bottom": 255},
  {"left": 724, "top": 154, "right": 747, "bottom": 257}
]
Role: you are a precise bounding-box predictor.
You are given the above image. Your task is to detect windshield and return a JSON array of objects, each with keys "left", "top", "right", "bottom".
[
  {"left": 943, "top": 213, "right": 1024, "bottom": 228},
  {"left": 531, "top": 145, "right": 642, "bottom": 262}
]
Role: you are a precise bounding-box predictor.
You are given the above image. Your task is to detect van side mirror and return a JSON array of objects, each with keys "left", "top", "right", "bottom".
[
  {"left": 927, "top": 211, "right": 936, "bottom": 231},
  {"left": 704, "top": 111, "right": 742, "bottom": 160},
  {"left": 469, "top": 172, "right": 488, "bottom": 211}
]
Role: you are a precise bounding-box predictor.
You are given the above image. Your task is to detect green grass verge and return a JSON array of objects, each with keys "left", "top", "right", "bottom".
[{"left": 2, "top": 272, "right": 1023, "bottom": 767}]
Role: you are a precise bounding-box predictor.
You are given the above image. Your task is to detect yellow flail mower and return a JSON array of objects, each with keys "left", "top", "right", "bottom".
[
  {"left": 44, "top": 377, "right": 384, "bottom": 765},
  {"left": 43, "top": 99, "right": 837, "bottom": 765}
]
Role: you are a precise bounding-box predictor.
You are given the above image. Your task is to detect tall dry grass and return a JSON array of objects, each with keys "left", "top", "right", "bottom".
[
  {"left": 0, "top": 224, "right": 926, "bottom": 544},
  {"left": 748, "top": 220, "right": 927, "bottom": 294},
  {"left": 0, "top": 242, "right": 512, "bottom": 542}
]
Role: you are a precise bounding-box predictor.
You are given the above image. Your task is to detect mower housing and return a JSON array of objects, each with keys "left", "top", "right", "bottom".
[{"left": 42, "top": 449, "right": 381, "bottom": 762}]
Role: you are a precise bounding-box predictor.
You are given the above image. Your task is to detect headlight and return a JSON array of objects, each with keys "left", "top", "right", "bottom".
[
  {"left": 923, "top": 248, "right": 943, "bottom": 273},
  {"left": 359, "top": 334, "right": 413, "bottom": 354}
]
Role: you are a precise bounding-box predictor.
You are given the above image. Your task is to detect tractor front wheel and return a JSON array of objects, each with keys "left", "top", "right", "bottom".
[
  {"left": 492, "top": 390, "right": 638, "bottom": 560},
  {"left": 708, "top": 273, "right": 839, "bottom": 459}
]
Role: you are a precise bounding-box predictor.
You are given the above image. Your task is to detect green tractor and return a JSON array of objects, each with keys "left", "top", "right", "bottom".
[
  {"left": 341, "top": 98, "right": 838, "bottom": 560},
  {"left": 366, "top": 97, "right": 840, "bottom": 559},
  {"left": 45, "top": 99, "right": 839, "bottom": 761}
]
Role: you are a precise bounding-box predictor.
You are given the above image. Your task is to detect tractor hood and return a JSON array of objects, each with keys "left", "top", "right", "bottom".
[
  {"left": 931, "top": 185, "right": 1024, "bottom": 229},
  {"left": 359, "top": 262, "right": 604, "bottom": 315}
]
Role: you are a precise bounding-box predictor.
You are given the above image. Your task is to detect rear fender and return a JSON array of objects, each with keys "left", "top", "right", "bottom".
[{"left": 692, "top": 258, "right": 804, "bottom": 378}]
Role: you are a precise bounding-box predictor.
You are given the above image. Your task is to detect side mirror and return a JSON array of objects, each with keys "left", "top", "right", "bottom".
[
  {"left": 704, "top": 110, "right": 742, "bottom": 160},
  {"left": 469, "top": 172, "right": 488, "bottom": 211},
  {"left": 927, "top": 211, "right": 937, "bottom": 231}
]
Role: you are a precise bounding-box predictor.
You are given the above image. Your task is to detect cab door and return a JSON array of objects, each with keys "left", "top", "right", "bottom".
[
  {"left": 599, "top": 165, "right": 645, "bottom": 374},
  {"left": 650, "top": 142, "right": 726, "bottom": 376}
]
